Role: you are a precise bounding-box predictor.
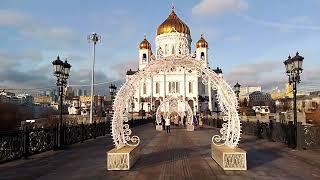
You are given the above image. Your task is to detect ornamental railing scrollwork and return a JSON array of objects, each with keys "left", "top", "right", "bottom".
[{"left": 0, "top": 122, "right": 111, "bottom": 163}]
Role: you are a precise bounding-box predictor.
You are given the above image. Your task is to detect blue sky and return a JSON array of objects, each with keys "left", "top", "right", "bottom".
[{"left": 0, "top": 0, "right": 320, "bottom": 93}]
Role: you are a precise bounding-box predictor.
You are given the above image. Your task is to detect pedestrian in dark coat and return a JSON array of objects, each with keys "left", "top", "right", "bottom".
[{"left": 161, "top": 115, "right": 165, "bottom": 131}]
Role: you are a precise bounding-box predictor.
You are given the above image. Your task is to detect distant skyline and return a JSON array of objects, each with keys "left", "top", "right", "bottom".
[{"left": 1, "top": 0, "right": 320, "bottom": 93}]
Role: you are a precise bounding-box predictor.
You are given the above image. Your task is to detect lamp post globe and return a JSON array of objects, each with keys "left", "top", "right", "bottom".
[
  {"left": 63, "top": 60, "right": 71, "bottom": 77},
  {"left": 284, "top": 56, "right": 293, "bottom": 74},
  {"left": 292, "top": 52, "right": 304, "bottom": 72},
  {"left": 52, "top": 56, "right": 64, "bottom": 76}
]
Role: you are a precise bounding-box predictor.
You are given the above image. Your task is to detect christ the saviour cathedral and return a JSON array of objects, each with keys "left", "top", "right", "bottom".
[{"left": 126, "top": 7, "right": 223, "bottom": 114}]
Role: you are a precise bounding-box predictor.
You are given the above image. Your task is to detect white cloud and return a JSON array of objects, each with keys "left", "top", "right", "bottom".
[
  {"left": 20, "top": 26, "right": 74, "bottom": 40},
  {"left": 0, "top": 9, "right": 76, "bottom": 42},
  {"left": 192, "top": 0, "right": 248, "bottom": 16},
  {"left": 111, "top": 59, "right": 138, "bottom": 79},
  {"left": 237, "top": 14, "right": 320, "bottom": 31},
  {"left": 0, "top": 9, "right": 31, "bottom": 26},
  {"left": 224, "top": 60, "right": 320, "bottom": 92}
]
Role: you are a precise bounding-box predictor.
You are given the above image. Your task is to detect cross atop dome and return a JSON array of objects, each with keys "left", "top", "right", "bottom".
[{"left": 171, "top": 0, "right": 174, "bottom": 12}]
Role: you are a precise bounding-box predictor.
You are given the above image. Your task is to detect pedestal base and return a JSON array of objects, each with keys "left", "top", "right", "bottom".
[
  {"left": 187, "top": 125, "right": 194, "bottom": 131},
  {"left": 211, "top": 144, "right": 247, "bottom": 170},
  {"left": 156, "top": 125, "right": 163, "bottom": 131},
  {"left": 107, "top": 145, "right": 140, "bottom": 170}
]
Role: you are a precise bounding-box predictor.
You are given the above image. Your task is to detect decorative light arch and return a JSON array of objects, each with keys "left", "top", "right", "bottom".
[
  {"left": 111, "top": 55, "right": 241, "bottom": 149},
  {"left": 155, "top": 96, "right": 193, "bottom": 126}
]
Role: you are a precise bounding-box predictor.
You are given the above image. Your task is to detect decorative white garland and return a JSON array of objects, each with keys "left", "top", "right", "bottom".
[
  {"left": 111, "top": 55, "right": 241, "bottom": 149},
  {"left": 155, "top": 96, "right": 193, "bottom": 126}
]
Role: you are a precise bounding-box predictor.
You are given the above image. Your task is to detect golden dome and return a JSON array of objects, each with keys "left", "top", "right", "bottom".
[
  {"left": 157, "top": 9, "right": 190, "bottom": 36},
  {"left": 139, "top": 36, "right": 151, "bottom": 50},
  {"left": 196, "top": 34, "right": 208, "bottom": 48}
]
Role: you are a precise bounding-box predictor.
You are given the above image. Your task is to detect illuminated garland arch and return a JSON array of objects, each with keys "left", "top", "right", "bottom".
[
  {"left": 155, "top": 96, "right": 193, "bottom": 126},
  {"left": 111, "top": 55, "right": 241, "bottom": 149}
]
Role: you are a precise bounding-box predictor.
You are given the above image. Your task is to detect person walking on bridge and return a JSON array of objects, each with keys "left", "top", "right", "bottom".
[
  {"left": 161, "top": 115, "right": 165, "bottom": 131},
  {"left": 165, "top": 116, "right": 171, "bottom": 133}
]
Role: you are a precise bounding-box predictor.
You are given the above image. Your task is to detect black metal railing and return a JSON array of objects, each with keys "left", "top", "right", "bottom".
[
  {"left": 204, "top": 118, "right": 320, "bottom": 150},
  {"left": 0, "top": 118, "right": 152, "bottom": 164},
  {"left": 303, "top": 125, "right": 320, "bottom": 149},
  {"left": 0, "top": 130, "right": 24, "bottom": 163},
  {"left": 0, "top": 122, "right": 110, "bottom": 163}
]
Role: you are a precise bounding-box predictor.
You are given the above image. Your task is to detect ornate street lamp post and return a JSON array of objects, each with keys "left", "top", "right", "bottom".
[
  {"left": 52, "top": 56, "right": 71, "bottom": 149},
  {"left": 283, "top": 52, "right": 304, "bottom": 148},
  {"left": 109, "top": 84, "right": 117, "bottom": 101},
  {"left": 87, "top": 32, "right": 101, "bottom": 124}
]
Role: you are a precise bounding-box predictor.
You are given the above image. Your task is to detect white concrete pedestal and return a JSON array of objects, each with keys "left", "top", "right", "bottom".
[
  {"left": 156, "top": 125, "right": 163, "bottom": 131},
  {"left": 107, "top": 145, "right": 140, "bottom": 170},
  {"left": 187, "top": 125, "right": 194, "bottom": 131},
  {"left": 211, "top": 144, "right": 247, "bottom": 170}
]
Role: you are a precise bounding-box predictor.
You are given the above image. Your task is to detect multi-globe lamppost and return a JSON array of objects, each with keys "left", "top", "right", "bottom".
[
  {"left": 87, "top": 32, "right": 101, "bottom": 124},
  {"left": 234, "top": 82, "right": 241, "bottom": 99},
  {"left": 109, "top": 84, "right": 117, "bottom": 101},
  {"left": 52, "top": 56, "right": 71, "bottom": 149},
  {"left": 283, "top": 52, "right": 304, "bottom": 148}
]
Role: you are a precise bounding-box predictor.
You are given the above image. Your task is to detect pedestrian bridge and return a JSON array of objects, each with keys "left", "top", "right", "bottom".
[{"left": 0, "top": 124, "right": 320, "bottom": 179}]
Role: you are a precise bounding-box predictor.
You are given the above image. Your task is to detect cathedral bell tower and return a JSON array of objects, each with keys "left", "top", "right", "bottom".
[
  {"left": 138, "top": 36, "right": 152, "bottom": 70},
  {"left": 196, "top": 34, "right": 209, "bottom": 67}
]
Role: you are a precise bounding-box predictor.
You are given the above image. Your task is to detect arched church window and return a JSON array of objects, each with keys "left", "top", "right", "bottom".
[
  {"left": 176, "top": 82, "right": 179, "bottom": 93},
  {"left": 172, "top": 82, "right": 176, "bottom": 93},
  {"left": 165, "top": 44, "right": 168, "bottom": 54},
  {"left": 201, "top": 52, "right": 205, "bottom": 60},
  {"left": 142, "top": 53, "right": 147, "bottom": 61},
  {"left": 156, "top": 82, "right": 160, "bottom": 94},
  {"left": 189, "top": 82, "right": 193, "bottom": 93},
  {"left": 143, "top": 83, "right": 146, "bottom": 94},
  {"left": 172, "top": 45, "right": 175, "bottom": 55},
  {"left": 202, "top": 84, "right": 206, "bottom": 94}
]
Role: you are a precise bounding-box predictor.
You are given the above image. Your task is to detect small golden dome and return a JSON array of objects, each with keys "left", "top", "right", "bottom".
[
  {"left": 157, "top": 9, "right": 190, "bottom": 36},
  {"left": 139, "top": 36, "right": 151, "bottom": 50},
  {"left": 196, "top": 34, "right": 208, "bottom": 48}
]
